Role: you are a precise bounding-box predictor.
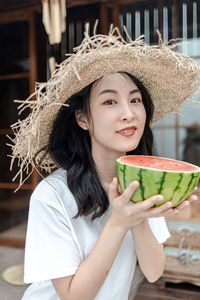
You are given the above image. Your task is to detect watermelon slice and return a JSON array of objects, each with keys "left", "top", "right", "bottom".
[{"left": 116, "top": 155, "right": 200, "bottom": 207}]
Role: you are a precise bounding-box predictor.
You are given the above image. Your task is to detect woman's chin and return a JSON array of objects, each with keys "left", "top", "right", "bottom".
[{"left": 119, "top": 146, "right": 137, "bottom": 153}]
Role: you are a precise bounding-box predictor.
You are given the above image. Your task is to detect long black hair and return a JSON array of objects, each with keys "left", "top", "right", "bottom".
[{"left": 38, "top": 72, "right": 154, "bottom": 220}]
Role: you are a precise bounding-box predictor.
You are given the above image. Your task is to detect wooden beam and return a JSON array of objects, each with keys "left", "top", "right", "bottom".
[
  {"left": 0, "top": 0, "right": 41, "bottom": 12},
  {"left": 0, "top": 0, "right": 154, "bottom": 15},
  {"left": 0, "top": 5, "right": 41, "bottom": 24},
  {"left": 0, "top": 72, "right": 29, "bottom": 80},
  {"left": 67, "top": 0, "right": 153, "bottom": 9},
  {"left": 158, "top": 0, "right": 163, "bottom": 36},
  {"left": 0, "top": 9, "right": 29, "bottom": 24},
  {"left": 67, "top": 0, "right": 101, "bottom": 7},
  {"left": 172, "top": 0, "right": 178, "bottom": 39},
  {"left": 111, "top": 0, "right": 153, "bottom": 5},
  {"left": 0, "top": 237, "right": 25, "bottom": 248},
  {"left": 153, "top": 124, "right": 200, "bottom": 130},
  {"left": 100, "top": 2, "right": 109, "bottom": 34},
  {"left": 112, "top": 1, "right": 120, "bottom": 28},
  {"left": 0, "top": 183, "right": 33, "bottom": 190},
  {"left": 29, "top": 12, "right": 37, "bottom": 94}
]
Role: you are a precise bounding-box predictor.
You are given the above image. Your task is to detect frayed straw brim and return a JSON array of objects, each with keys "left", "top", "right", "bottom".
[{"left": 8, "top": 23, "right": 200, "bottom": 188}]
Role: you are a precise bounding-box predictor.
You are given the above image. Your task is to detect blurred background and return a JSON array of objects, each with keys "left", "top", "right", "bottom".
[{"left": 0, "top": 0, "right": 199, "bottom": 299}]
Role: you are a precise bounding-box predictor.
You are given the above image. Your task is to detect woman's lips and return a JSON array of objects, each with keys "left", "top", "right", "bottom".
[{"left": 116, "top": 126, "right": 137, "bottom": 137}]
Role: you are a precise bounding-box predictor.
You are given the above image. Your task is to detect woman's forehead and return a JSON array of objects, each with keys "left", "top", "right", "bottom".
[{"left": 91, "top": 72, "right": 139, "bottom": 95}]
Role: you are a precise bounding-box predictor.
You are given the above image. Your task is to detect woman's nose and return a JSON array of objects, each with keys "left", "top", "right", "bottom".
[{"left": 120, "top": 104, "right": 135, "bottom": 122}]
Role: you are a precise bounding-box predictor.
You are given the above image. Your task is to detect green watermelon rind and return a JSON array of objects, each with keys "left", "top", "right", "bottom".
[{"left": 116, "top": 156, "right": 200, "bottom": 207}]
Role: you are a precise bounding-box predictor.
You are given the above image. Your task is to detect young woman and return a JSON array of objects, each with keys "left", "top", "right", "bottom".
[{"left": 10, "top": 26, "right": 200, "bottom": 300}]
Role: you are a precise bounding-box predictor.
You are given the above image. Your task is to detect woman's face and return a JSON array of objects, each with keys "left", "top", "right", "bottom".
[{"left": 78, "top": 73, "right": 146, "bottom": 157}]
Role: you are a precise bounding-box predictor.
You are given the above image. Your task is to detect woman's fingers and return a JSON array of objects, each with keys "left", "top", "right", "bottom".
[
  {"left": 187, "top": 194, "right": 198, "bottom": 203},
  {"left": 109, "top": 179, "right": 140, "bottom": 209},
  {"left": 121, "top": 181, "right": 140, "bottom": 204},
  {"left": 108, "top": 177, "right": 121, "bottom": 201},
  {"left": 193, "top": 186, "right": 198, "bottom": 193},
  {"left": 134, "top": 194, "right": 165, "bottom": 211},
  {"left": 172, "top": 194, "right": 198, "bottom": 211},
  {"left": 140, "top": 199, "right": 171, "bottom": 217},
  {"left": 110, "top": 178, "right": 199, "bottom": 220},
  {"left": 147, "top": 193, "right": 199, "bottom": 217}
]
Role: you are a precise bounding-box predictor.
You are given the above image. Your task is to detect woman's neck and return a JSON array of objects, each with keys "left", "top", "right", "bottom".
[{"left": 92, "top": 148, "right": 125, "bottom": 193}]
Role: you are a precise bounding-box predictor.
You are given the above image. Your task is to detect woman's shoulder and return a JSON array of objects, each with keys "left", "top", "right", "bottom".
[
  {"left": 33, "top": 168, "right": 68, "bottom": 195},
  {"left": 30, "top": 168, "right": 77, "bottom": 216}
]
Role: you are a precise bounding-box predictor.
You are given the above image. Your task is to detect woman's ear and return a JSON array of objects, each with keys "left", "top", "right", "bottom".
[{"left": 75, "top": 110, "right": 88, "bottom": 130}]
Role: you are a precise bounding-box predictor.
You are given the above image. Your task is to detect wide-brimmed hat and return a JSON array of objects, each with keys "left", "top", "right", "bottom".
[{"left": 9, "top": 23, "right": 200, "bottom": 187}]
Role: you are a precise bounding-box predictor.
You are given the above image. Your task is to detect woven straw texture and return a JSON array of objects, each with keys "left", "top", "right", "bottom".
[{"left": 8, "top": 24, "right": 200, "bottom": 186}]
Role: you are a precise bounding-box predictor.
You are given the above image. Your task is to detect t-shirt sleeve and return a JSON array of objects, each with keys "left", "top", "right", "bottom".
[
  {"left": 148, "top": 217, "right": 170, "bottom": 244},
  {"left": 24, "top": 182, "right": 82, "bottom": 283}
]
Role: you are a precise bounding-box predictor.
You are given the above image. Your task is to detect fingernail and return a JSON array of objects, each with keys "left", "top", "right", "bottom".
[
  {"left": 166, "top": 202, "right": 172, "bottom": 208},
  {"left": 112, "top": 177, "right": 117, "bottom": 185},
  {"left": 132, "top": 181, "right": 139, "bottom": 188},
  {"left": 156, "top": 195, "right": 164, "bottom": 202}
]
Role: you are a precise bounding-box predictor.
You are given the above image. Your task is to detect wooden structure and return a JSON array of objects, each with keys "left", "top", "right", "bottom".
[
  {"left": 0, "top": 2, "right": 47, "bottom": 247},
  {"left": 135, "top": 278, "right": 200, "bottom": 299},
  {"left": 161, "top": 188, "right": 200, "bottom": 287}
]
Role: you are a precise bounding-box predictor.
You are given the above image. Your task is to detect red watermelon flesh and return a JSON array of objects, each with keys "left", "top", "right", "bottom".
[{"left": 119, "top": 156, "right": 199, "bottom": 172}]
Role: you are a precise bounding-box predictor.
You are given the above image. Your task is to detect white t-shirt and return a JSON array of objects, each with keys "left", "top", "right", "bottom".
[{"left": 22, "top": 169, "right": 170, "bottom": 300}]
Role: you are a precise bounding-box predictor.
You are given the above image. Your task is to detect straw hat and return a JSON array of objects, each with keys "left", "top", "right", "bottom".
[{"left": 9, "top": 23, "right": 200, "bottom": 187}]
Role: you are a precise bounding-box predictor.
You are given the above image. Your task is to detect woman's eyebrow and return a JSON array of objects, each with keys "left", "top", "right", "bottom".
[
  {"left": 98, "top": 89, "right": 118, "bottom": 96},
  {"left": 98, "top": 88, "right": 140, "bottom": 96},
  {"left": 130, "top": 89, "right": 141, "bottom": 94}
]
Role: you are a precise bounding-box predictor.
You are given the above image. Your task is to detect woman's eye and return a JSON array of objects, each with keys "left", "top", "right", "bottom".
[
  {"left": 104, "top": 100, "right": 116, "bottom": 105},
  {"left": 130, "top": 98, "right": 141, "bottom": 103}
]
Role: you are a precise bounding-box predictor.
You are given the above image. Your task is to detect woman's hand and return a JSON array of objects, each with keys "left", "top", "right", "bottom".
[
  {"left": 165, "top": 187, "right": 198, "bottom": 216},
  {"left": 108, "top": 177, "right": 174, "bottom": 231},
  {"left": 108, "top": 178, "right": 199, "bottom": 230}
]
